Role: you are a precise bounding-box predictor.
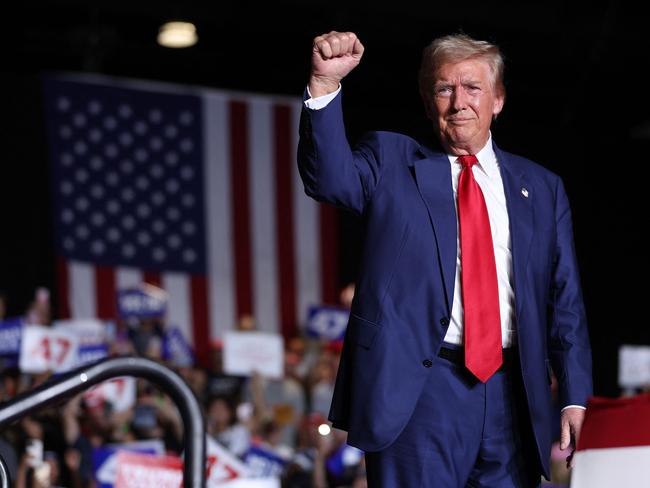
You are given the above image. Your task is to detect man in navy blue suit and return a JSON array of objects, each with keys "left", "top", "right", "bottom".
[{"left": 298, "top": 31, "right": 592, "bottom": 487}]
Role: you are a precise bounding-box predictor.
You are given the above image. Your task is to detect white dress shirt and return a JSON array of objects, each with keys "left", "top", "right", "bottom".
[{"left": 444, "top": 139, "right": 516, "bottom": 348}]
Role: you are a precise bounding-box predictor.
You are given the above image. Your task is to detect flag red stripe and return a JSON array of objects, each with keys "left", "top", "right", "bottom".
[
  {"left": 229, "top": 101, "right": 254, "bottom": 323},
  {"left": 95, "top": 265, "right": 116, "bottom": 319},
  {"left": 56, "top": 256, "right": 71, "bottom": 319},
  {"left": 142, "top": 271, "right": 162, "bottom": 288},
  {"left": 190, "top": 275, "right": 210, "bottom": 367},
  {"left": 319, "top": 204, "right": 339, "bottom": 305},
  {"left": 274, "top": 105, "right": 297, "bottom": 338},
  {"left": 578, "top": 393, "right": 650, "bottom": 451}
]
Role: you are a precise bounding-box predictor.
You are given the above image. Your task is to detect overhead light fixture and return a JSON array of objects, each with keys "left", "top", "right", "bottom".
[{"left": 157, "top": 21, "right": 198, "bottom": 48}]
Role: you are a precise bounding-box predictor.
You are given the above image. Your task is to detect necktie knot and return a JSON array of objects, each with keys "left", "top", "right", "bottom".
[{"left": 458, "top": 155, "right": 479, "bottom": 168}]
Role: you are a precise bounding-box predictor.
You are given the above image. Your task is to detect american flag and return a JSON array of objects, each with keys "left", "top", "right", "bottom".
[{"left": 43, "top": 74, "right": 338, "bottom": 364}]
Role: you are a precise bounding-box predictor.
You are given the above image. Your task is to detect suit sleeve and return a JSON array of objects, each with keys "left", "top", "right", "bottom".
[
  {"left": 297, "top": 90, "right": 383, "bottom": 216},
  {"left": 548, "top": 177, "right": 593, "bottom": 408}
]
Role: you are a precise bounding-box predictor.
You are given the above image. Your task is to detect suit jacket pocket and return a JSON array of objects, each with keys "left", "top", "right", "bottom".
[{"left": 349, "top": 313, "right": 382, "bottom": 350}]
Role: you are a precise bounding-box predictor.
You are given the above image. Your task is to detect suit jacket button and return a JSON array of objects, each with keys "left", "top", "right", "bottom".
[
  {"left": 422, "top": 359, "right": 433, "bottom": 368},
  {"left": 439, "top": 317, "right": 449, "bottom": 327}
]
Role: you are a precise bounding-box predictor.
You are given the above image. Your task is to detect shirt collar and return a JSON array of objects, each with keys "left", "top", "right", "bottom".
[{"left": 447, "top": 133, "right": 499, "bottom": 178}]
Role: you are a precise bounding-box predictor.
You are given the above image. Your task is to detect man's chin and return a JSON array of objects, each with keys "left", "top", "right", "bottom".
[
  {"left": 440, "top": 132, "right": 487, "bottom": 154},
  {"left": 446, "top": 134, "right": 474, "bottom": 147}
]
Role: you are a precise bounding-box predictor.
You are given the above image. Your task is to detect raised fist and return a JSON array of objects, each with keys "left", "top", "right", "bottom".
[{"left": 309, "top": 31, "right": 364, "bottom": 97}]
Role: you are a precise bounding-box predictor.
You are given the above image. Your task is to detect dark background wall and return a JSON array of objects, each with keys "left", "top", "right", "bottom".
[{"left": 1, "top": 1, "right": 648, "bottom": 397}]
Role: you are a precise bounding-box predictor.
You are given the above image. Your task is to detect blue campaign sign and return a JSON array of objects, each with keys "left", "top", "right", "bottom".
[
  {"left": 306, "top": 305, "right": 350, "bottom": 341},
  {"left": 244, "top": 445, "right": 288, "bottom": 478},
  {"left": 0, "top": 317, "right": 23, "bottom": 355},
  {"left": 325, "top": 444, "right": 364, "bottom": 478},
  {"left": 93, "top": 447, "right": 119, "bottom": 488},
  {"left": 78, "top": 343, "right": 109, "bottom": 366},
  {"left": 162, "top": 327, "right": 195, "bottom": 367},
  {"left": 117, "top": 286, "right": 167, "bottom": 320}
]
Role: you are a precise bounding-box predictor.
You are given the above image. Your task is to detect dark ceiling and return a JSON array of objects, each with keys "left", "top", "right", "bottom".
[{"left": 2, "top": 0, "right": 649, "bottom": 395}]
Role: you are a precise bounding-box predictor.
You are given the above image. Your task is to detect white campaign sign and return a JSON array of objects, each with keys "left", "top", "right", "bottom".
[
  {"left": 19, "top": 325, "right": 80, "bottom": 373},
  {"left": 224, "top": 479, "right": 280, "bottom": 488},
  {"left": 53, "top": 318, "right": 107, "bottom": 346},
  {"left": 619, "top": 345, "right": 650, "bottom": 388},
  {"left": 223, "top": 331, "right": 284, "bottom": 379}
]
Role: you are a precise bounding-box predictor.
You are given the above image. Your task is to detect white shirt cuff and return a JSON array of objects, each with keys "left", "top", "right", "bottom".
[
  {"left": 561, "top": 405, "right": 586, "bottom": 412},
  {"left": 304, "top": 85, "right": 341, "bottom": 110}
]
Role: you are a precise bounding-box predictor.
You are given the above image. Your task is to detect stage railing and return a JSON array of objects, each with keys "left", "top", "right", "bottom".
[{"left": 0, "top": 356, "right": 206, "bottom": 487}]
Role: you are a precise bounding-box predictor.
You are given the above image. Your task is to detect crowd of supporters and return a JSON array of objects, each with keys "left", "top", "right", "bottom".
[{"left": 0, "top": 285, "right": 367, "bottom": 488}]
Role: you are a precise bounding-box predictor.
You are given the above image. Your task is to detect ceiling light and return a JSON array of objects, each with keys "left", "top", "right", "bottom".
[{"left": 157, "top": 21, "right": 198, "bottom": 48}]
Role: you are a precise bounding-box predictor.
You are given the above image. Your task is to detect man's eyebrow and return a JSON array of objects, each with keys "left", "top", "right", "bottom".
[{"left": 434, "top": 78, "right": 484, "bottom": 85}]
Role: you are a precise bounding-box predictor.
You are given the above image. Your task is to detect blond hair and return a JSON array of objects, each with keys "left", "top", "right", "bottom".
[{"left": 419, "top": 34, "right": 505, "bottom": 101}]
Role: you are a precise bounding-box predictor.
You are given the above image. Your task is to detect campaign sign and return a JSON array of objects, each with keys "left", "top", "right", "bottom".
[
  {"left": 306, "top": 305, "right": 349, "bottom": 341},
  {"left": 53, "top": 318, "right": 109, "bottom": 367},
  {"left": 0, "top": 317, "right": 23, "bottom": 355},
  {"left": 53, "top": 318, "right": 107, "bottom": 346},
  {"left": 206, "top": 436, "right": 249, "bottom": 485},
  {"left": 224, "top": 480, "right": 281, "bottom": 488},
  {"left": 93, "top": 440, "right": 165, "bottom": 488},
  {"left": 114, "top": 451, "right": 183, "bottom": 488},
  {"left": 117, "top": 285, "right": 167, "bottom": 320},
  {"left": 162, "top": 327, "right": 195, "bottom": 367},
  {"left": 19, "top": 325, "right": 79, "bottom": 373},
  {"left": 84, "top": 377, "right": 136, "bottom": 413},
  {"left": 78, "top": 343, "right": 109, "bottom": 366},
  {"left": 244, "top": 445, "right": 288, "bottom": 478},
  {"left": 325, "top": 444, "right": 364, "bottom": 478},
  {"left": 619, "top": 345, "right": 650, "bottom": 389},
  {"left": 223, "top": 331, "right": 284, "bottom": 379}
]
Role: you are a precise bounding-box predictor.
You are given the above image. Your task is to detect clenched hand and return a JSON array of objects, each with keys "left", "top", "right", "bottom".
[{"left": 309, "top": 31, "right": 364, "bottom": 98}]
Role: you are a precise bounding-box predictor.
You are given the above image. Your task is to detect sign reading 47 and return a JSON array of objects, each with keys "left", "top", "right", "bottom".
[{"left": 19, "top": 325, "right": 80, "bottom": 373}]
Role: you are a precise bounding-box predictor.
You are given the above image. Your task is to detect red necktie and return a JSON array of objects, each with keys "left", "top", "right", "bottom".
[{"left": 457, "top": 155, "right": 502, "bottom": 382}]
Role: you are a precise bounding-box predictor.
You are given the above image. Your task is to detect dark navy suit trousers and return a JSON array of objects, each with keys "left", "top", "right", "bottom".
[{"left": 365, "top": 343, "right": 541, "bottom": 488}]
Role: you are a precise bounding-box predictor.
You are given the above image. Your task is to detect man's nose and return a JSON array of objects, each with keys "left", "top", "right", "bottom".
[{"left": 451, "top": 87, "right": 467, "bottom": 111}]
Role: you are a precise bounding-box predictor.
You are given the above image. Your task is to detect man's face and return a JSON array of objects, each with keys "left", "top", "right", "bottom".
[{"left": 424, "top": 58, "right": 504, "bottom": 155}]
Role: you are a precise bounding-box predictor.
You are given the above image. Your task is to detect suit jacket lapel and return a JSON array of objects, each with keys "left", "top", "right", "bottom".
[
  {"left": 494, "top": 144, "right": 534, "bottom": 320},
  {"left": 412, "top": 147, "right": 457, "bottom": 314}
]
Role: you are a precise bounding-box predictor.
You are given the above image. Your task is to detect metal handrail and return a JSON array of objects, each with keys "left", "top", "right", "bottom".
[
  {"left": 0, "top": 356, "right": 206, "bottom": 487},
  {"left": 0, "top": 452, "right": 8, "bottom": 488}
]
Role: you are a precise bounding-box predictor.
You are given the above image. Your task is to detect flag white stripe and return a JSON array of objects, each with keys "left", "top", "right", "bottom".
[
  {"left": 572, "top": 445, "right": 650, "bottom": 487},
  {"left": 249, "top": 99, "right": 280, "bottom": 334},
  {"left": 116, "top": 267, "right": 143, "bottom": 290},
  {"left": 204, "top": 93, "right": 236, "bottom": 339},
  {"left": 291, "top": 102, "right": 321, "bottom": 327},
  {"left": 69, "top": 261, "right": 96, "bottom": 319},
  {"left": 162, "top": 272, "right": 193, "bottom": 343}
]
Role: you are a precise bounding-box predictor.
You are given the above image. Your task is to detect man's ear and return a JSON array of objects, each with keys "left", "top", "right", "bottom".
[{"left": 492, "top": 93, "right": 505, "bottom": 117}]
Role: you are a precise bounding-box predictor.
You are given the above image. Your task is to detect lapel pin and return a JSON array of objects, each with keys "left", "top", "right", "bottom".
[{"left": 521, "top": 187, "right": 529, "bottom": 198}]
